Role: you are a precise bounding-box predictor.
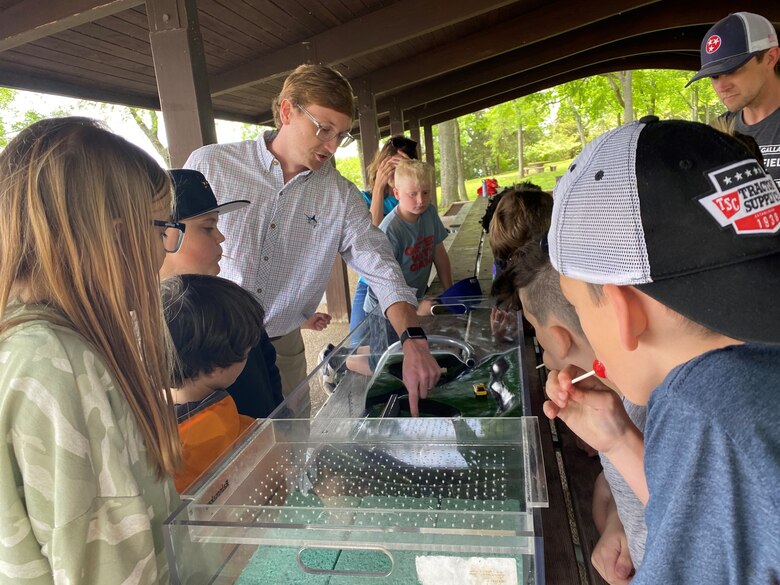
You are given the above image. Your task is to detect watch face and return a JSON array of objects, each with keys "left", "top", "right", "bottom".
[{"left": 404, "top": 327, "right": 427, "bottom": 339}]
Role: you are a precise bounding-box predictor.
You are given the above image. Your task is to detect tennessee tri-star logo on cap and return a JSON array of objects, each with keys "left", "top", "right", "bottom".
[
  {"left": 699, "top": 160, "right": 780, "bottom": 234},
  {"left": 706, "top": 34, "right": 721, "bottom": 53}
]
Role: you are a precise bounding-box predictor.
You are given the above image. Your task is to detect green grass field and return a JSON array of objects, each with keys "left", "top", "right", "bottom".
[{"left": 436, "top": 158, "right": 573, "bottom": 208}]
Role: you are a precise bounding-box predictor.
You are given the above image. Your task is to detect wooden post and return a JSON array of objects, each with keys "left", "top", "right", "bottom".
[
  {"left": 423, "top": 122, "right": 436, "bottom": 171},
  {"left": 357, "top": 79, "right": 379, "bottom": 183},
  {"left": 388, "top": 96, "right": 403, "bottom": 137},
  {"left": 147, "top": 0, "right": 216, "bottom": 167},
  {"left": 407, "top": 113, "right": 421, "bottom": 158},
  {"left": 326, "top": 255, "right": 352, "bottom": 323},
  {"left": 321, "top": 79, "right": 379, "bottom": 323},
  {"left": 324, "top": 154, "right": 351, "bottom": 322},
  {"left": 423, "top": 122, "right": 437, "bottom": 209}
]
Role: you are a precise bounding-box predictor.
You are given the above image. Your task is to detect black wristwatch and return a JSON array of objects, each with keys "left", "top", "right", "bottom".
[{"left": 400, "top": 327, "right": 427, "bottom": 345}]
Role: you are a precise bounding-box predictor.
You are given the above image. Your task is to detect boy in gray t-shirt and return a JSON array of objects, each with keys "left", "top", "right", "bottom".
[
  {"left": 364, "top": 159, "right": 452, "bottom": 317},
  {"left": 347, "top": 161, "right": 451, "bottom": 377}
]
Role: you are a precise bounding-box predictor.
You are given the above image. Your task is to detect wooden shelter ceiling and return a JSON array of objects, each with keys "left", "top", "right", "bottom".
[{"left": 0, "top": 0, "right": 778, "bottom": 132}]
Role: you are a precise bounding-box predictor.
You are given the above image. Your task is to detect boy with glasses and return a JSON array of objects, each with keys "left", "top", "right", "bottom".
[
  {"left": 185, "top": 64, "right": 441, "bottom": 415},
  {"left": 161, "top": 169, "right": 283, "bottom": 420}
]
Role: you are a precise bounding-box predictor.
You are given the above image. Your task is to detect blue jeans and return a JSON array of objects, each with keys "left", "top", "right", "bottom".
[
  {"left": 349, "top": 280, "right": 369, "bottom": 348},
  {"left": 350, "top": 279, "right": 369, "bottom": 333}
]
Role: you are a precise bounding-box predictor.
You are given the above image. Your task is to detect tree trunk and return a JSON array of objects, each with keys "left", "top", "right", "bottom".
[
  {"left": 454, "top": 119, "right": 467, "bottom": 201},
  {"left": 128, "top": 108, "right": 170, "bottom": 166},
  {"left": 605, "top": 72, "right": 633, "bottom": 123},
  {"left": 567, "top": 96, "right": 587, "bottom": 148},
  {"left": 605, "top": 73, "right": 624, "bottom": 110},
  {"left": 690, "top": 85, "right": 699, "bottom": 122},
  {"left": 621, "top": 71, "right": 634, "bottom": 123},
  {"left": 439, "top": 119, "right": 463, "bottom": 207},
  {"left": 517, "top": 126, "right": 524, "bottom": 178}
]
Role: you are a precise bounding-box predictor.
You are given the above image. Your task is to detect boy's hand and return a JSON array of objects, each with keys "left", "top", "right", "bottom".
[
  {"left": 302, "top": 312, "right": 332, "bottom": 331},
  {"left": 542, "top": 365, "right": 635, "bottom": 455},
  {"left": 591, "top": 526, "right": 635, "bottom": 585},
  {"left": 417, "top": 299, "right": 437, "bottom": 316},
  {"left": 490, "top": 306, "right": 519, "bottom": 341}
]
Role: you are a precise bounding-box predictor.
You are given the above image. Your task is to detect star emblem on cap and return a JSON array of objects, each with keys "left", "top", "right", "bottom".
[
  {"left": 706, "top": 35, "right": 721, "bottom": 54},
  {"left": 201, "top": 179, "right": 210, "bottom": 189}
]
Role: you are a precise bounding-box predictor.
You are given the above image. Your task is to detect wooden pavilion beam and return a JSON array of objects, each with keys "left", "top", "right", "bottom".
[
  {"left": 147, "top": 0, "right": 216, "bottom": 166},
  {"left": 0, "top": 0, "right": 143, "bottom": 52},
  {"left": 0, "top": 68, "right": 259, "bottom": 125},
  {"left": 359, "top": 0, "right": 661, "bottom": 97},
  {"left": 404, "top": 33, "right": 699, "bottom": 122},
  {"left": 375, "top": 0, "right": 752, "bottom": 114},
  {"left": 209, "top": 0, "right": 519, "bottom": 96},
  {"left": 418, "top": 54, "right": 698, "bottom": 128},
  {"left": 250, "top": 0, "right": 661, "bottom": 125}
]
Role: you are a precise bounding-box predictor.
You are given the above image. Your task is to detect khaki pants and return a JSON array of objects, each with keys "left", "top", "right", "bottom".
[{"left": 270, "top": 328, "right": 308, "bottom": 398}]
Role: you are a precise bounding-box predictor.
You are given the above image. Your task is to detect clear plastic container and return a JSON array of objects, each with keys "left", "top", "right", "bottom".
[{"left": 165, "top": 417, "right": 547, "bottom": 584}]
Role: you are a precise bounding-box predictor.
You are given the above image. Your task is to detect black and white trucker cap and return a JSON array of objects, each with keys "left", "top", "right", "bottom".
[{"left": 548, "top": 116, "right": 780, "bottom": 344}]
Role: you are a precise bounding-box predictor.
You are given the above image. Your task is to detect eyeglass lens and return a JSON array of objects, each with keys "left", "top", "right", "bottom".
[{"left": 163, "top": 226, "right": 185, "bottom": 253}]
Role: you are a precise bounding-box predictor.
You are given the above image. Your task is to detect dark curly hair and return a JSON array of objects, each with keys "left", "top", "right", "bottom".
[{"left": 162, "top": 274, "right": 266, "bottom": 385}]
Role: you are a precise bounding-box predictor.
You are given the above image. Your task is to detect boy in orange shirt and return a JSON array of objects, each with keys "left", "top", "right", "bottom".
[{"left": 162, "top": 274, "right": 266, "bottom": 492}]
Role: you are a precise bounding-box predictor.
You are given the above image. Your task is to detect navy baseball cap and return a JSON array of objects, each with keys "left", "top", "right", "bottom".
[
  {"left": 687, "top": 12, "right": 778, "bottom": 86},
  {"left": 169, "top": 169, "right": 249, "bottom": 221}
]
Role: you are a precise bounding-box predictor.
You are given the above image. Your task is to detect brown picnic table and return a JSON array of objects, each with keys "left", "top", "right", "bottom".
[{"left": 430, "top": 197, "right": 608, "bottom": 585}]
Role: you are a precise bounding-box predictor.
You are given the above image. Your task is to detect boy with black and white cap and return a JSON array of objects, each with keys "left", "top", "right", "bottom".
[
  {"left": 544, "top": 116, "right": 780, "bottom": 583},
  {"left": 687, "top": 12, "right": 780, "bottom": 184}
]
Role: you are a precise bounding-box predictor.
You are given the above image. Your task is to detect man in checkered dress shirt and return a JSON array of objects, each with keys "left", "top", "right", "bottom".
[{"left": 186, "top": 64, "right": 440, "bottom": 416}]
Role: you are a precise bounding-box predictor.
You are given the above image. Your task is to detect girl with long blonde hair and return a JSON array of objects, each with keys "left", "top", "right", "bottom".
[{"left": 0, "top": 117, "right": 182, "bottom": 583}]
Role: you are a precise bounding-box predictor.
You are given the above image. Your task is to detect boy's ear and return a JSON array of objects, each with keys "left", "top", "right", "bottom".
[
  {"left": 602, "top": 284, "right": 648, "bottom": 351},
  {"left": 393, "top": 187, "right": 401, "bottom": 200},
  {"left": 545, "top": 324, "right": 573, "bottom": 362}
]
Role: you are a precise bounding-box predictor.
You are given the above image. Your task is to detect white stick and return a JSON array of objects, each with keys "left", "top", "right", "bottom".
[
  {"left": 535, "top": 363, "right": 546, "bottom": 370},
  {"left": 571, "top": 370, "right": 595, "bottom": 384}
]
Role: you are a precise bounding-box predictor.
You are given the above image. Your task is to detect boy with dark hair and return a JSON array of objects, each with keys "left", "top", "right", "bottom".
[
  {"left": 509, "top": 242, "right": 646, "bottom": 584},
  {"left": 487, "top": 183, "right": 553, "bottom": 338},
  {"left": 488, "top": 184, "right": 553, "bottom": 270},
  {"left": 545, "top": 116, "right": 780, "bottom": 583},
  {"left": 162, "top": 274, "right": 266, "bottom": 492},
  {"left": 162, "top": 169, "right": 283, "bottom": 419}
]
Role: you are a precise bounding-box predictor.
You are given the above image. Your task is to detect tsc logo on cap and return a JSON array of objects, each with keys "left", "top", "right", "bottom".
[
  {"left": 699, "top": 160, "right": 780, "bottom": 234},
  {"left": 706, "top": 34, "right": 722, "bottom": 54}
]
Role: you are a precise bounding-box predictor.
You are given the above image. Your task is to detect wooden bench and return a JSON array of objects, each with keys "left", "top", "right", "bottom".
[{"left": 429, "top": 198, "right": 608, "bottom": 585}]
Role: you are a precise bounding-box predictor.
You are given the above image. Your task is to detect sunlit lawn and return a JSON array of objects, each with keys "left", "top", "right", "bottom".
[{"left": 436, "top": 158, "right": 573, "bottom": 209}]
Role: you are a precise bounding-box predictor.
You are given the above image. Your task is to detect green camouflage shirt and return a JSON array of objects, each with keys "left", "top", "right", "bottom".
[{"left": 0, "top": 303, "right": 179, "bottom": 584}]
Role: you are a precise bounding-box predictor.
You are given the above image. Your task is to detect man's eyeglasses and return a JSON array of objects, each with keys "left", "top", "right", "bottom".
[
  {"left": 152, "top": 220, "right": 186, "bottom": 253},
  {"left": 297, "top": 104, "right": 355, "bottom": 148}
]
